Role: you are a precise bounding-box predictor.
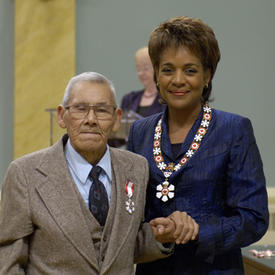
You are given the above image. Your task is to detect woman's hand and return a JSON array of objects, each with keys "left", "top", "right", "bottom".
[
  {"left": 168, "top": 211, "right": 199, "bottom": 244},
  {"left": 149, "top": 211, "right": 199, "bottom": 244}
]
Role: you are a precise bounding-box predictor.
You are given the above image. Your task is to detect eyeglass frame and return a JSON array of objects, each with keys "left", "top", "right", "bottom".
[{"left": 64, "top": 104, "right": 117, "bottom": 120}]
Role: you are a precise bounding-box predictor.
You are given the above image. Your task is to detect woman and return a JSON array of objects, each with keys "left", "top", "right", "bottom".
[
  {"left": 128, "top": 16, "right": 269, "bottom": 274},
  {"left": 121, "top": 46, "right": 165, "bottom": 117}
]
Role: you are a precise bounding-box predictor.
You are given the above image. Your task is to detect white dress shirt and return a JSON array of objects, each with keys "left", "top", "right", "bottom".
[{"left": 65, "top": 139, "right": 112, "bottom": 207}]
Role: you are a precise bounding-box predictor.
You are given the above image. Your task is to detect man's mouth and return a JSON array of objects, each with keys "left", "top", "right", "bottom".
[{"left": 81, "top": 131, "right": 101, "bottom": 135}]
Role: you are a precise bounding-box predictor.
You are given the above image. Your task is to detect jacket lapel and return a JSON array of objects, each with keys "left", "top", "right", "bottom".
[
  {"left": 34, "top": 138, "right": 99, "bottom": 271},
  {"left": 101, "top": 148, "right": 136, "bottom": 273}
]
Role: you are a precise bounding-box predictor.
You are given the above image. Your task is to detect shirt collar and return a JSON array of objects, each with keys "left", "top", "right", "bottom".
[{"left": 65, "top": 138, "right": 112, "bottom": 184}]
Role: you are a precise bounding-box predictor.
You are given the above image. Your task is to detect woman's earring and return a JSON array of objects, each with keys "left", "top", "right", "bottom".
[
  {"left": 156, "top": 82, "right": 160, "bottom": 91},
  {"left": 205, "top": 83, "right": 208, "bottom": 89}
]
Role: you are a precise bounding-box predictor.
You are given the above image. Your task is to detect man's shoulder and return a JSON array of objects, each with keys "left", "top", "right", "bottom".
[
  {"left": 109, "top": 148, "right": 149, "bottom": 182},
  {"left": 11, "top": 139, "right": 63, "bottom": 168},
  {"left": 13, "top": 146, "right": 50, "bottom": 164}
]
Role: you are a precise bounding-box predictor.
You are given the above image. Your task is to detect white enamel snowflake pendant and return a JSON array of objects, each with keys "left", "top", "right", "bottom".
[{"left": 156, "top": 182, "right": 175, "bottom": 202}]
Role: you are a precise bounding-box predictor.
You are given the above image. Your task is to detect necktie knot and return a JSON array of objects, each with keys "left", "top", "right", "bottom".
[{"left": 89, "top": 166, "right": 102, "bottom": 181}]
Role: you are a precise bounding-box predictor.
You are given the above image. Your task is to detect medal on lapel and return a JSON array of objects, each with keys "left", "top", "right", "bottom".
[
  {"left": 153, "top": 104, "right": 212, "bottom": 202},
  {"left": 125, "top": 181, "right": 135, "bottom": 214}
]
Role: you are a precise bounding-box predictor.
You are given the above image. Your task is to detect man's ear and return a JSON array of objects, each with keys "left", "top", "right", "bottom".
[
  {"left": 57, "top": 105, "right": 66, "bottom": 129},
  {"left": 112, "top": 108, "right": 122, "bottom": 133}
]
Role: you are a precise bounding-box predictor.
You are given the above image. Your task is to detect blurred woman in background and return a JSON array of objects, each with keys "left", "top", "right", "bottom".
[{"left": 121, "top": 46, "right": 165, "bottom": 118}]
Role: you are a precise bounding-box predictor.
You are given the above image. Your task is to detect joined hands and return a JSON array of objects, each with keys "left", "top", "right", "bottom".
[{"left": 149, "top": 211, "right": 199, "bottom": 245}]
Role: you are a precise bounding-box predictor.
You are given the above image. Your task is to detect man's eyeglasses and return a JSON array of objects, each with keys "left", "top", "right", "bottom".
[{"left": 64, "top": 104, "right": 116, "bottom": 120}]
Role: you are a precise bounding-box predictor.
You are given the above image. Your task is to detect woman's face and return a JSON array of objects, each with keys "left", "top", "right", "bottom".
[{"left": 156, "top": 46, "right": 210, "bottom": 112}]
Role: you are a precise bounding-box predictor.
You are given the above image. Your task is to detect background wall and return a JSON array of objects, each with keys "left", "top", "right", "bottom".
[
  {"left": 76, "top": 0, "right": 275, "bottom": 187},
  {"left": 0, "top": 0, "right": 13, "bottom": 184},
  {"left": 13, "top": 0, "right": 75, "bottom": 160},
  {"left": 0, "top": 0, "right": 274, "bottom": 188}
]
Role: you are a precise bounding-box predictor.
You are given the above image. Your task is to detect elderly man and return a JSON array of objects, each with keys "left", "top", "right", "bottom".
[{"left": 0, "top": 72, "right": 198, "bottom": 274}]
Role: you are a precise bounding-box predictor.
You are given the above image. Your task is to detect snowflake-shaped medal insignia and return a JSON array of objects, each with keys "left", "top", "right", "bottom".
[{"left": 156, "top": 182, "right": 175, "bottom": 202}]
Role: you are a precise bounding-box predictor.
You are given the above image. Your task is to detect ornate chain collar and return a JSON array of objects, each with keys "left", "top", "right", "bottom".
[{"left": 153, "top": 104, "right": 212, "bottom": 202}]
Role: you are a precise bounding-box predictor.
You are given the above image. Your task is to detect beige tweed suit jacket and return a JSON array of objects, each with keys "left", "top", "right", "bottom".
[{"left": 0, "top": 136, "right": 169, "bottom": 275}]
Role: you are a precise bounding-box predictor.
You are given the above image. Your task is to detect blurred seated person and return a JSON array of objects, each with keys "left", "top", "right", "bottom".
[{"left": 121, "top": 46, "right": 165, "bottom": 118}]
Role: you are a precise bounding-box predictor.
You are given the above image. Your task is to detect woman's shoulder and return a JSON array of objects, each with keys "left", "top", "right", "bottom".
[
  {"left": 213, "top": 108, "right": 250, "bottom": 122},
  {"left": 132, "top": 112, "right": 162, "bottom": 128},
  {"left": 212, "top": 108, "right": 253, "bottom": 131},
  {"left": 128, "top": 113, "right": 163, "bottom": 150}
]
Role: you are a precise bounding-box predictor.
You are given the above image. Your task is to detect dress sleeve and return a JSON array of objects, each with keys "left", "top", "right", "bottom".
[
  {"left": 196, "top": 117, "right": 269, "bottom": 263},
  {"left": 0, "top": 161, "right": 34, "bottom": 274}
]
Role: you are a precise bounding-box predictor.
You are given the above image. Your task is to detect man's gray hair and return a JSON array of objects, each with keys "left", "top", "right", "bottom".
[{"left": 62, "top": 72, "right": 117, "bottom": 106}]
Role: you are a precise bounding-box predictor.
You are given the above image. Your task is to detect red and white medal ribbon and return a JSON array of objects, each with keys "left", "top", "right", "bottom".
[{"left": 125, "top": 181, "right": 135, "bottom": 214}]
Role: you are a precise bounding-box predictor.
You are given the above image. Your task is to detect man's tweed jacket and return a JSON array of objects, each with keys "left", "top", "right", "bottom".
[{"left": 0, "top": 135, "right": 169, "bottom": 274}]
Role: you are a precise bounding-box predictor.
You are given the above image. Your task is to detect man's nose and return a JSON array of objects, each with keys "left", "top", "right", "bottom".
[{"left": 86, "top": 108, "right": 98, "bottom": 124}]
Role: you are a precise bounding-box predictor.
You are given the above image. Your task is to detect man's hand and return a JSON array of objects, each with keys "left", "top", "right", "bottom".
[
  {"left": 149, "top": 211, "right": 199, "bottom": 244},
  {"left": 149, "top": 217, "right": 176, "bottom": 243}
]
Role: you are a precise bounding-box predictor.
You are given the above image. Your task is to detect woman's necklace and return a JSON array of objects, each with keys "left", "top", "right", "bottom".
[{"left": 153, "top": 104, "right": 212, "bottom": 202}]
